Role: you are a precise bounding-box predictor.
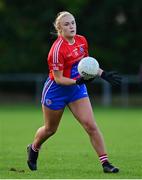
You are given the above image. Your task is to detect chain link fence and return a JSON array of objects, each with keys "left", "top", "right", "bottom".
[{"left": 0, "top": 74, "right": 141, "bottom": 107}]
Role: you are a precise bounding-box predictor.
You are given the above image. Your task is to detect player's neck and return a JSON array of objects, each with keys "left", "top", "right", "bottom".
[
  {"left": 68, "top": 38, "right": 75, "bottom": 45},
  {"left": 62, "top": 36, "right": 75, "bottom": 45}
]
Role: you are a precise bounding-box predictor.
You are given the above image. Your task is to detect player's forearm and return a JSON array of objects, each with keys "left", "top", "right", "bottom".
[
  {"left": 53, "top": 70, "right": 76, "bottom": 85},
  {"left": 54, "top": 76, "right": 76, "bottom": 85}
]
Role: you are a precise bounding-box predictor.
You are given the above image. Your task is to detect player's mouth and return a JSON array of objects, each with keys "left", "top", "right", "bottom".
[{"left": 70, "top": 30, "right": 75, "bottom": 33}]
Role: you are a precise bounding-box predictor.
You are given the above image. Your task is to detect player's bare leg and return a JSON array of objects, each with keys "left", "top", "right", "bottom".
[
  {"left": 68, "top": 97, "right": 119, "bottom": 173},
  {"left": 33, "top": 105, "right": 64, "bottom": 148},
  {"left": 68, "top": 97, "right": 106, "bottom": 155},
  {"left": 27, "top": 105, "right": 64, "bottom": 170}
]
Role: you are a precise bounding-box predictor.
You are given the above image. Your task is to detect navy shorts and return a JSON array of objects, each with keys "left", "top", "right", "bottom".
[{"left": 41, "top": 78, "right": 88, "bottom": 110}]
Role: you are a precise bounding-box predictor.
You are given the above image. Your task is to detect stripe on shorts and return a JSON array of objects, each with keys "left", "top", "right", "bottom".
[{"left": 41, "top": 79, "right": 53, "bottom": 103}]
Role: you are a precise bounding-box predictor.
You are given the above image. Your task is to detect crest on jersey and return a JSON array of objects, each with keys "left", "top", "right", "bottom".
[
  {"left": 46, "top": 99, "right": 52, "bottom": 106},
  {"left": 80, "top": 47, "right": 84, "bottom": 53}
]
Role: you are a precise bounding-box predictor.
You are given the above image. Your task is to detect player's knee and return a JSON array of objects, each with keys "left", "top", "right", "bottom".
[{"left": 84, "top": 121, "right": 98, "bottom": 135}]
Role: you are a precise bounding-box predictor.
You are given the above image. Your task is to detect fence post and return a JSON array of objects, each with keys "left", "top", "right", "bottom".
[
  {"left": 102, "top": 81, "right": 111, "bottom": 106},
  {"left": 35, "top": 75, "right": 44, "bottom": 104},
  {"left": 121, "top": 77, "right": 129, "bottom": 107}
]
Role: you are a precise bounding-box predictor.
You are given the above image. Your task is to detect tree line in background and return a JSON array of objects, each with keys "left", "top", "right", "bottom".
[{"left": 0, "top": 0, "right": 142, "bottom": 74}]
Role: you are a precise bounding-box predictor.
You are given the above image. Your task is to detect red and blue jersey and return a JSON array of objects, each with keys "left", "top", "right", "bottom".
[
  {"left": 41, "top": 35, "right": 89, "bottom": 110},
  {"left": 48, "top": 34, "right": 88, "bottom": 80}
]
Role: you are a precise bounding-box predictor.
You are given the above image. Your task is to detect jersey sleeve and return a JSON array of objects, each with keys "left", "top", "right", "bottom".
[{"left": 48, "top": 44, "right": 64, "bottom": 71}]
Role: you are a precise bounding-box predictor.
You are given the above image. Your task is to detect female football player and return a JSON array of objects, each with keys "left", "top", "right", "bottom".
[{"left": 27, "top": 11, "right": 121, "bottom": 173}]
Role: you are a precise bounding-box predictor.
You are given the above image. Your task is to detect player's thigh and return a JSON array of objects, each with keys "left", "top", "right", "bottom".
[
  {"left": 68, "top": 97, "right": 96, "bottom": 127},
  {"left": 42, "top": 105, "right": 64, "bottom": 130}
]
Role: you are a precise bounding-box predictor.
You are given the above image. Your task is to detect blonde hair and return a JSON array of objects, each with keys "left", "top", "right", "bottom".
[{"left": 54, "top": 11, "right": 74, "bottom": 36}]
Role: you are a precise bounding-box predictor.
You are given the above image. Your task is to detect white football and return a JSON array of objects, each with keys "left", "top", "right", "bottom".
[{"left": 78, "top": 56, "right": 99, "bottom": 79}]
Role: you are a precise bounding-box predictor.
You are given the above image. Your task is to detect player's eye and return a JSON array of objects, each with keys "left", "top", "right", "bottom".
[
  {"left": 72, "top": 21, "right": 75, "bottom": 25},
  {"left": 64, "top": 22, "right": 69, "bottom": 26}
]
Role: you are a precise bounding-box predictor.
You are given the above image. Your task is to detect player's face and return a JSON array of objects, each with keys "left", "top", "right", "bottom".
[{"left": 59, "top": 15, "right": 76, "bottom": 40}]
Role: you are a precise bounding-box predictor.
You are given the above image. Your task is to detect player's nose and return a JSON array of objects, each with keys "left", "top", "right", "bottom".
[{"left": 69, "top": 24, "right": 74, "bottom": 29}]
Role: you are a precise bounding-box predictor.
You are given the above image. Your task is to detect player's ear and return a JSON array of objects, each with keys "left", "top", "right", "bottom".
[{"left": 57, "top": 23, "right": 62, "bottom": 33}]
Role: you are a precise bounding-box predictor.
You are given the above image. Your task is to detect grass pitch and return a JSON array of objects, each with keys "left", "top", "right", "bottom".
[{"left": 0, "top": 104, "right": 142, "bottom": 179}]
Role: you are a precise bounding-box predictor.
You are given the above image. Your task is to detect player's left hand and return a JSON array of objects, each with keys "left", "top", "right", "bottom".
[
  {"left": 76, "top": 77, "right": 94, "bottom": 85},
  {"left": 100, "top": 71, "right": 122, "bottom": 86}
]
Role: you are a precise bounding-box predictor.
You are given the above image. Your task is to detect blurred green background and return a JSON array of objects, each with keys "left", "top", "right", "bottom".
[
  {"left": 0, "top": 1, "right": 142, "bottom": 178},
  {"left": 0, "top": 0, "right": 142, "bottom": 106},
  {"left": 0, "top": 0, "right": 142, "bottom": 74}
]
